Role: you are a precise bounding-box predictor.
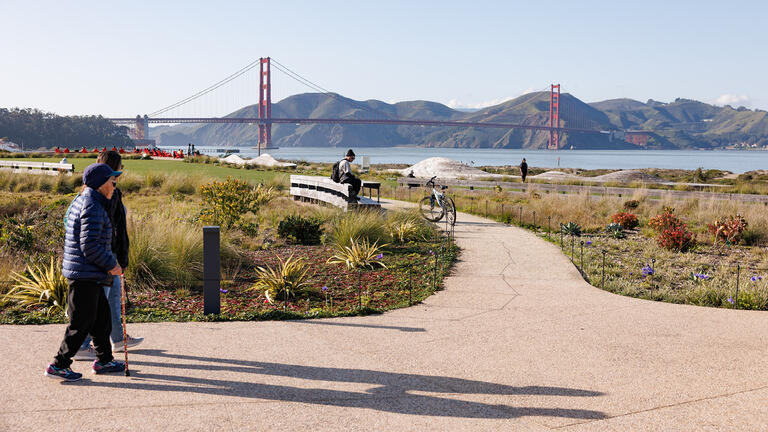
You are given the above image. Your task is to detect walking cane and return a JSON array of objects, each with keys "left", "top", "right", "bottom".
[{"left": 120, "top": 274, "right": 130, "bottom": 376}]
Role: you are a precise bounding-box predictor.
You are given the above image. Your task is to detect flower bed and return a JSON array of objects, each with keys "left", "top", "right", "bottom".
[{"left": 0, "top": 240, "right": 458, "bottom": 324}]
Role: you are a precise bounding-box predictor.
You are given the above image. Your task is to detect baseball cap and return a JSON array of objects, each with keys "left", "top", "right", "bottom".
[{"left": 83, "top": 163, "right": 122, "bottom": 189}]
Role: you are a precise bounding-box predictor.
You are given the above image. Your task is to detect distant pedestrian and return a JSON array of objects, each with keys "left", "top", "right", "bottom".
[
  {"left": 520, "top": 158, "right": 528, "bottom": 183},
  {"left": 45, "top": 163, "right": 126, "bottom": 381},
  {"left": 74, "top": 151, "right": 143, "bottom": 361}
]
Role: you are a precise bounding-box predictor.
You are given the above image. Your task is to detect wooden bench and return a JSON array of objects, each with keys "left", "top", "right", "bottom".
[
  {"left": 0, "top": 160, "right": 75, "bottom": 176},
  {"left": 290, "top": 175, "right": 381, "bottom": 210}
]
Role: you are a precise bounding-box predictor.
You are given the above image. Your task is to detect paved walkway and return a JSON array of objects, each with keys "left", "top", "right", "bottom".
[{"left": 2, "top": 201, "right": 768, "bottom": 431}]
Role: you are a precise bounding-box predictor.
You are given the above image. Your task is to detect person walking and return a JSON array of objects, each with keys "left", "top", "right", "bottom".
[
  {"left": 45, "top": 163, "right": 126, "bottom": 381},
  {"left": 75, "top": 151, "right": 143, "bottom": 361},
  {"left": 520, "top": 158, "right": 528, "bottom": 183},
  {"left": 338, "top": 149, "right": 361, "bottom": 199}
]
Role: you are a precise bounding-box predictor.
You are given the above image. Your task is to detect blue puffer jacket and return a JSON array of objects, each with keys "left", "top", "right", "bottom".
[{"left": 62, "top": 187, "right": 117, "bottom": 283}]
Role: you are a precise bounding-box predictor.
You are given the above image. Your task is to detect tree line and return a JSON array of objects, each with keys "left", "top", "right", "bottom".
[{"left": 0, "top": 108, "right": 132, "bottom": 150}]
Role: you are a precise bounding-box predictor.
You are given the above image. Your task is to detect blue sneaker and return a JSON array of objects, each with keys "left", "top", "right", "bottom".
[
  {"left": 44, "top": 363, "right": 83, "bottom": 382},
  {"left": 92, "top": 360, "right": 125, "bottom": 374}
]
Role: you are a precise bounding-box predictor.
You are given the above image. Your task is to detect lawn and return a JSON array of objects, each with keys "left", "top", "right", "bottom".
[{"left": 11, "top": 157, "right": 283, "bottom": 183}]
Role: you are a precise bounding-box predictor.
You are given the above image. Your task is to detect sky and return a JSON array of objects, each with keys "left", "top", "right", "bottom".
[{"left": 1, "top": 0, "right": 766, "bottom": 117}]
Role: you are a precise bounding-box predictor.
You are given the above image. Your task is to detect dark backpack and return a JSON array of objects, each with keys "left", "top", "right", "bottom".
[{"left": 330, "top": 160, "right": 343, "bottom": 183}]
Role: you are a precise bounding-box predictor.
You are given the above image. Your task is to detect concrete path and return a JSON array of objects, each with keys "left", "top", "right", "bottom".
[{"left": 2, "top": 201, "right": 768, "bottom": 431}]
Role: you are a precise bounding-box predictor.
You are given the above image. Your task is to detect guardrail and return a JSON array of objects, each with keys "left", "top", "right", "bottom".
[
  {"left": 396, "top": 177, "right": 768, "bottom": 205},
  {"left": 290, "top": 175, "right": 380, "bottom": 210},
  {"left": 0, "top": 160, "right": 74, "bottom": 175}
]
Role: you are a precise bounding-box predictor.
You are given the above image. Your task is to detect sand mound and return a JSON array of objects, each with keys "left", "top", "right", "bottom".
[
  {"left": 591, "top": 170, "right": 666, "bottom": 184},
  {"left": 531, "top": 171, "right": 580, "bottom": 181},
  {"left": 399, "top": 157, "right": 498, "bottom": 179},
  {"left": 221, "top": 154, "right": 246, "bottom": 165},
  {"left": 220, "top": 153, "right": 296, "bottom": 168},
  {"left": 247, "top": 154, "right": 296, "bottom": 168}
]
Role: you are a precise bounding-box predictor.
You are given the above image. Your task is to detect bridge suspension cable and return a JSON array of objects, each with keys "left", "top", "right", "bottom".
[
  {"left": 270, "top": 58, "right": 393, "bottom": 119},
  {"left": 148, "top": 57, "right": 263, "bottom": 117}
]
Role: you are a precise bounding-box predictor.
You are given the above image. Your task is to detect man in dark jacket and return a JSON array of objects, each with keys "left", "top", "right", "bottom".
[
  {"left": 75, "top": 151, "right": 143, "bottom": 361},
  {"left": 45, "top": 163, "right": 125, "bottom": 381},
  {"left": 520, "top": 158, "right": 528, "bottom": 183}
]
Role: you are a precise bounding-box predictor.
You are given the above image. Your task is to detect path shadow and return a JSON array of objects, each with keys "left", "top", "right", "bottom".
[
  {"left": 291, "top": 320, "right": 426, "bottom": 332},
  {"left": 86, "top": 349, "right": 606, "bottom": 420}
]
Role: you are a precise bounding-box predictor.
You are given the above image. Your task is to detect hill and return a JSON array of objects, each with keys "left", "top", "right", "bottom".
[{"left": 152, "top": 93, "right": 768, "bottom": 150}]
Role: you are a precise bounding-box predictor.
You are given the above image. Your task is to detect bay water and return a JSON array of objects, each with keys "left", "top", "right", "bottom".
[{"left": 164, "top": 146, "right": 766, "bottom": 173}]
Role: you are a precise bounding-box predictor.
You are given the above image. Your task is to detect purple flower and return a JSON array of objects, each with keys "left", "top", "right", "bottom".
[
  {"left": 586, "top": 241, "right": 592, "bottom": 246},
  {"left": 322, "top": 286, "right": 328, "bottom": 292},
  {"left": 641, "top": 264, "right": 654, "bottom": 277},
  {"left": 751, "top": 276, "right": 757, "bottom": 282},
  {"left": 727, "top": 296, "right": 734, "bottom": 304},
  {"left": 428, "top": 250, "right": 434, "bottom": 255},
  {"left": 376, "top": 253, "right": 384, "bottom": 260},
  {"left": 219, "top": 288, "right": 228, "bottom": 293}
]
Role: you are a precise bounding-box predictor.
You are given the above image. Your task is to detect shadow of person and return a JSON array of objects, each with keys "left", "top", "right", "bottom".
[{"left": 88, "top": 349, "right": 606, "bottom": 420}]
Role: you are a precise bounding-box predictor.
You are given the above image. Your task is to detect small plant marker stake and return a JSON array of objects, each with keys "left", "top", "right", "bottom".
[
  {"left": 501, "top": 203, "right": 505, "bottom": 222},
  {"left": 580, "top": 240, "right": 584, "bottom": 270},
  {"left": 735, "top": 264, "right": 740, "bottom": 308},
  {"left": 519, "top": 206, "right": 523, "bottom": 225},
  {"left": 602, "top": 249, "right": 606, "bottom": 288},
  {"left": 651, "top": 258, "right": 656, "bottom": 295},
  {"left": 408, "top": 265, "right": 413, "bottom": 306},
  {"left": 358, "top": 269, "right": 363, "bottom": 310},
  {"left": 485, "top": 200, "right": 488, "bottom": 218},
  {"left": 571, "top": 235, "right": 575, "bottom": 262},
  {"left": 533, "top": 211, "right": 536, "bottom": 228},
  {"left": 548, "top": 216, "right": 551, "bottom": 239},
  {"left": 433, "top": 247, "right": 438, "bottom": 292}
]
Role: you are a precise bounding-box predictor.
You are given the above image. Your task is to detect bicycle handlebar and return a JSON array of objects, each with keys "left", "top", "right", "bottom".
[{"left": 426, "top": 175, "right": 437, "bottom": 186}]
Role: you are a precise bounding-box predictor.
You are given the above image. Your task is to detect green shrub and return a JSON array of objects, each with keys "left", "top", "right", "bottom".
[
  {"left": 741, "top": 228, "right": 765, "bottom": 246},
  {"left": 327, "top": 238, "right": 388, "bottom": 270},
  {"left": 560, "top": 222, "right": 582, "bottom": 237},
  {"left": 3, "top": 257, "right": 68, "bottom": 317},
  {"left": 251, "top": 255, "right": 312, "bottom": 303},
  {"left": 737, "top": 285, "right": 768, "bottom": 310},
  {"left": 278, "top": 215, "right": 323, "bottom": 245},
  {"left": 330, "top": 210, "right": 390, "bottom": 245},
  {"left": 198, "top": 177, "right": 277, "bottom": 228}
]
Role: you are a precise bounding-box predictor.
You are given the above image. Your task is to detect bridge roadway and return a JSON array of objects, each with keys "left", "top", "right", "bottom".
[
  {"left": 2, "top": 200, "right": 767, "bottom": 430},
  {"left": 107, "top": 116, "right": 605, "bottom": 134}
]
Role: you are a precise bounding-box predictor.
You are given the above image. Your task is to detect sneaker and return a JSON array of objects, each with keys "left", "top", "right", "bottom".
[
  {"left": 112, "top": 335, "right": 144, "bottom": 352},
  {"left": 45, "top": 364, "right": 83, "bottom": 382},
  {"left": 73, "top": 345, "right": 96, "bottom": 361},
  {"left": 92, "top": 360, "right": 125, "bottom": 374}
]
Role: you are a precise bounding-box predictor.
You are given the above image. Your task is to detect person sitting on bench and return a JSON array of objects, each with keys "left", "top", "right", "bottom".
[{"left": 337, "top": 149, "right": 361, "bottom": 200}]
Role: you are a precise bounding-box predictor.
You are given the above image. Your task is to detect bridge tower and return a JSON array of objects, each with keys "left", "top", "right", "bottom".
[
  {"left": 548, "top": 84, "right": 560, "bottom": 149},
  {"left": 258, "top": 57, "right": 272, "bottom": 156}
]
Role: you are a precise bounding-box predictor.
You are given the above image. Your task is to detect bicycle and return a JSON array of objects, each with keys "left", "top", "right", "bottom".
[{"left": 419, "top": 176, "right": 456, "bottom": 224}]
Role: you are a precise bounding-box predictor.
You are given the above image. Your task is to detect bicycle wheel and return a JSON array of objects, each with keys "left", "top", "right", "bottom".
[
  {"left": 444, "top": 197, "right": 457, "bottom": 226},
  {"left": 419, "top": 196, "right": 444, "bottom": 222}
]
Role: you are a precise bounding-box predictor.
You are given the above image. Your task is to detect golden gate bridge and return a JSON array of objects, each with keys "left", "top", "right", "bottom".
[{"left": 108, "top": 57, "right": 647, "bottom": 153}]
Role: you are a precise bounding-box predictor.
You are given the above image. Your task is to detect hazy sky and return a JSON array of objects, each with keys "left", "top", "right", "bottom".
[{"left": 2, "top": 0, "right": 765, "bottom": 117}]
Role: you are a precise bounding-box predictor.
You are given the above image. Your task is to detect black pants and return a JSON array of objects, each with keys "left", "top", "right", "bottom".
[
  {"left": 342, "top": 176, "right": 361, "bottom": 197},
  {"left": 53, "top": 279, "right": 114, "bottom": 368},
  {"left": 521, "top": 171, "right": 527, "bottom": 183}
]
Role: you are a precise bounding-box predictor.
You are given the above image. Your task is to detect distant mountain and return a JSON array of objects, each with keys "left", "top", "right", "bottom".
[
  {"left": 590, "top": 98, "right": 768, "bottom": 148},
  {"left": 152, "top": 93, "right": 768, "bottom": 150}
]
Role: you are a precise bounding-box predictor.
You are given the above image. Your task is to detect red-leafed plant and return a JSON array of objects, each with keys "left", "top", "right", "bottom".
[
  {"left": 658, "top": 223, "right": 695, "bottom": 252},
  {"left": 611, "top": 212, "right": 639, "bottom": 230},
  {"left": 707, "top": 215, "right": 748, "bottom": 245},
  {"left": 648, "top": 211, "right": 683, "bottom": 232}
]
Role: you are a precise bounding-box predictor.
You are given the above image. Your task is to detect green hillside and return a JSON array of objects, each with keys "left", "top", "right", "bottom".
[{"left": 152, "top": 93, "right": 768, "bottom": 150}]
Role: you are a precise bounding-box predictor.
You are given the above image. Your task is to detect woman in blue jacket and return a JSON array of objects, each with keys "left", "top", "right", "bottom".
[{"left": 45, "top": 163, "right": 126, "bottom": 381}]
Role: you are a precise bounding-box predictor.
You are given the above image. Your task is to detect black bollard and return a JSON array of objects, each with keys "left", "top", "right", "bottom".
[{"left": 203, "top": 226, "right": 221, "bottom": 315}]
